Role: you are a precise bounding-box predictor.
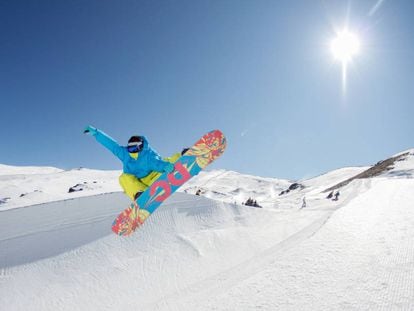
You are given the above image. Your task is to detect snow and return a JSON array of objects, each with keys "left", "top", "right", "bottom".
[
  {"left": 1, "top": 150, "right": 414, "bottom": 310},
  {"left": 385, "top": 149, "right": 414, "bottom": 178},
  {"left": 0, "top": 164, "right": 63, "bottom": 176},
  {"left": 0, "top": 167, "right": 120, "bottom": 210},
  {"left": 199, "top": 177, "right": 414, "bottom": 311}
]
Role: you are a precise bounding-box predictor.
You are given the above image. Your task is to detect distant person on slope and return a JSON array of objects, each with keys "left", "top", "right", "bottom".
[{"left": 84, "top": 125, "right": 182, "bottom": 201}]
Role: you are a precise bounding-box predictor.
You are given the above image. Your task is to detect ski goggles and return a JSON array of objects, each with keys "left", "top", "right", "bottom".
[{"left": 127, "top": 141, "right": 143, "bottom": 153}]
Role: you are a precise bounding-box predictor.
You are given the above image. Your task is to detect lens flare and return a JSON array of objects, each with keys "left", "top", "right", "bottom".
[{"left": 330, "top": 30, "right": 360, "bottom": 63}]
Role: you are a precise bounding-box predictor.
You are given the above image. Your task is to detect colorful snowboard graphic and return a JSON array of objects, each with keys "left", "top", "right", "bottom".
[{"left": 112, "top": 130, "right": 227, "bottom": 236}]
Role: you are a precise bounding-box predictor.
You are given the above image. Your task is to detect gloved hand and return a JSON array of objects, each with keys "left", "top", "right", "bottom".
[
  {"left": 163, "top": 162, "right": 174, "bottom": 174},
  {"left": 181, "top": 147, "right": 190, "bottom": 156},
  {"left": 83, "top": 125, "right": 98, "bottom": 136}
]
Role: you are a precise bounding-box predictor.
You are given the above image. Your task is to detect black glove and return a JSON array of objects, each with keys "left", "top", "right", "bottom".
[
  {"left": 181, "top": 148, "right": 190, "bottom": 156},
  {"left": 84, "top": 125, "right": 98, "bottom": 136}
]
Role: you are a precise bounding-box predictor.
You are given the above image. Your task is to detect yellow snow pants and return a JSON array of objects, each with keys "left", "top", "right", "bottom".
[{"left": 119, "top": 153, "right": 181, "bottom": 201}]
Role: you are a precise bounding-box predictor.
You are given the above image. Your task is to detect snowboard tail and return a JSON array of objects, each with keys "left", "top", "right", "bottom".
[{"left": 112, "top": 130, "right": 226, "bottom": 236}]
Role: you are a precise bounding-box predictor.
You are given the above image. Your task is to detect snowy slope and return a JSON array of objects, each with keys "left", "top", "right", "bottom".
[
  {"left": 0, "top": 167, "right": 120, "bottom": 210},
  {"left": 1, "top": 149, "right": 414, "bottom": 310},
  {"left": 385, "top": 149, "right": 414, "bottom": 177},
  {"left": 176, "top": 177, "right": 414, "bottom": 311},
  {"left": 0, "top": 164, "right": 63, "bottom": 175},
  {"left": 0, "top": 193, "right": 332, "bottom": 310},
  {"left": 179, "top": 166, "right": 372, "bottom": 208},
  {"left": 180, "top": 169, "right": 292, "bottom": 207}
]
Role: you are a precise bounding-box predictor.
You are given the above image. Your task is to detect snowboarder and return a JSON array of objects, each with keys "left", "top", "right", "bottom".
[{"left": 84, "top": 125, "right": 181, "bottom": 201}]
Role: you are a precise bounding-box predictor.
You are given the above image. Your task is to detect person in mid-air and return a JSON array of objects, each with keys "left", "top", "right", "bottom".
[{"left": 84, "top": 125, "right": 182, "bottom": 201}]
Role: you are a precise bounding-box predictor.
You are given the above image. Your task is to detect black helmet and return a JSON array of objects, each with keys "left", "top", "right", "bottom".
[{"left": 127, "top": 135, "right": 144, "bottom": 153}]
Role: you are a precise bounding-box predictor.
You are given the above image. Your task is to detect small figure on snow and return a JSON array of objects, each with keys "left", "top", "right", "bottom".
[
  {"left": 326, "top": 191, "right": 334, "bottom": 200},
  {"left": 84, "top": 125, "right": 183, "bottom": 201},
  {"left": 302, "top": 197, "right": 307, "bottom": 208},
  {"left": 333, "top": 191, "right": 340, "bottom": 201}
]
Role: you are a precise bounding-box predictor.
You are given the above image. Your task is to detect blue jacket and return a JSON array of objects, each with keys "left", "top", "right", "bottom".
[{"left": 94, "top": 129, "right": 170, "bottom": 178}]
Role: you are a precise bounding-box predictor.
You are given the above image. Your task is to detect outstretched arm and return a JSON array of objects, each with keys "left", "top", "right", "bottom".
[{"left": 84, "top": 125, "right": 125, "bottom": 161}]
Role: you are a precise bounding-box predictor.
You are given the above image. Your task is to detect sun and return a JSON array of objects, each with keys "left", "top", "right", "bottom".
[
  {"left": 330, "top": 28, "right": 361, "bottom": 95},
  {"left": 330, "top": 29, "right": 360, "bottom": 63}
]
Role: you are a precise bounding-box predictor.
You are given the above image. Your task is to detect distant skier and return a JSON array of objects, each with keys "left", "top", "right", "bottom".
[
  {"left": 84, "top": 125, "right": 182, "bottom": 201},
  {"left": 302, "top": 197, "right": 307, "bottom": 208},
  {"left": 333, "top": 191, "right": 340, "bottom": 201},
  {"left": 326, "top": 191, "right": 334, "bottom": 200}
]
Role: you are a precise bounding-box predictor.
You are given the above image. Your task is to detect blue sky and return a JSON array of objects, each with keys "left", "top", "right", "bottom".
[{"left": 1, "top": 0, "right": 413, "bottom": 180}]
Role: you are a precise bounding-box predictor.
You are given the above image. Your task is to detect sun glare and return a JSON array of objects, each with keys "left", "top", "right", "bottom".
[
  {"left": 330, "top": 30, "right": 360, "bottom": 63},
  {"left": 330, "top": 29, "right": 361, "bottom": 95}
]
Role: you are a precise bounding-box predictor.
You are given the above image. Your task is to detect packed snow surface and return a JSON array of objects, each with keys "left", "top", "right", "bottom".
[{"left": 1, "top": 149, "right": 414, "bottom": 310}]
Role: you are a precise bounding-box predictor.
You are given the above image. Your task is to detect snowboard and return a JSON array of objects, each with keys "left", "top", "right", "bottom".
[{"left": 112, "top": 129, "right": 227, "bottom": 236}]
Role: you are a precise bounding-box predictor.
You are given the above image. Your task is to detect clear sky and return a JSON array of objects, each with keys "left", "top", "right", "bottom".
[{"left": 1, "top": 0, "right": 413, "bottom": 180}]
